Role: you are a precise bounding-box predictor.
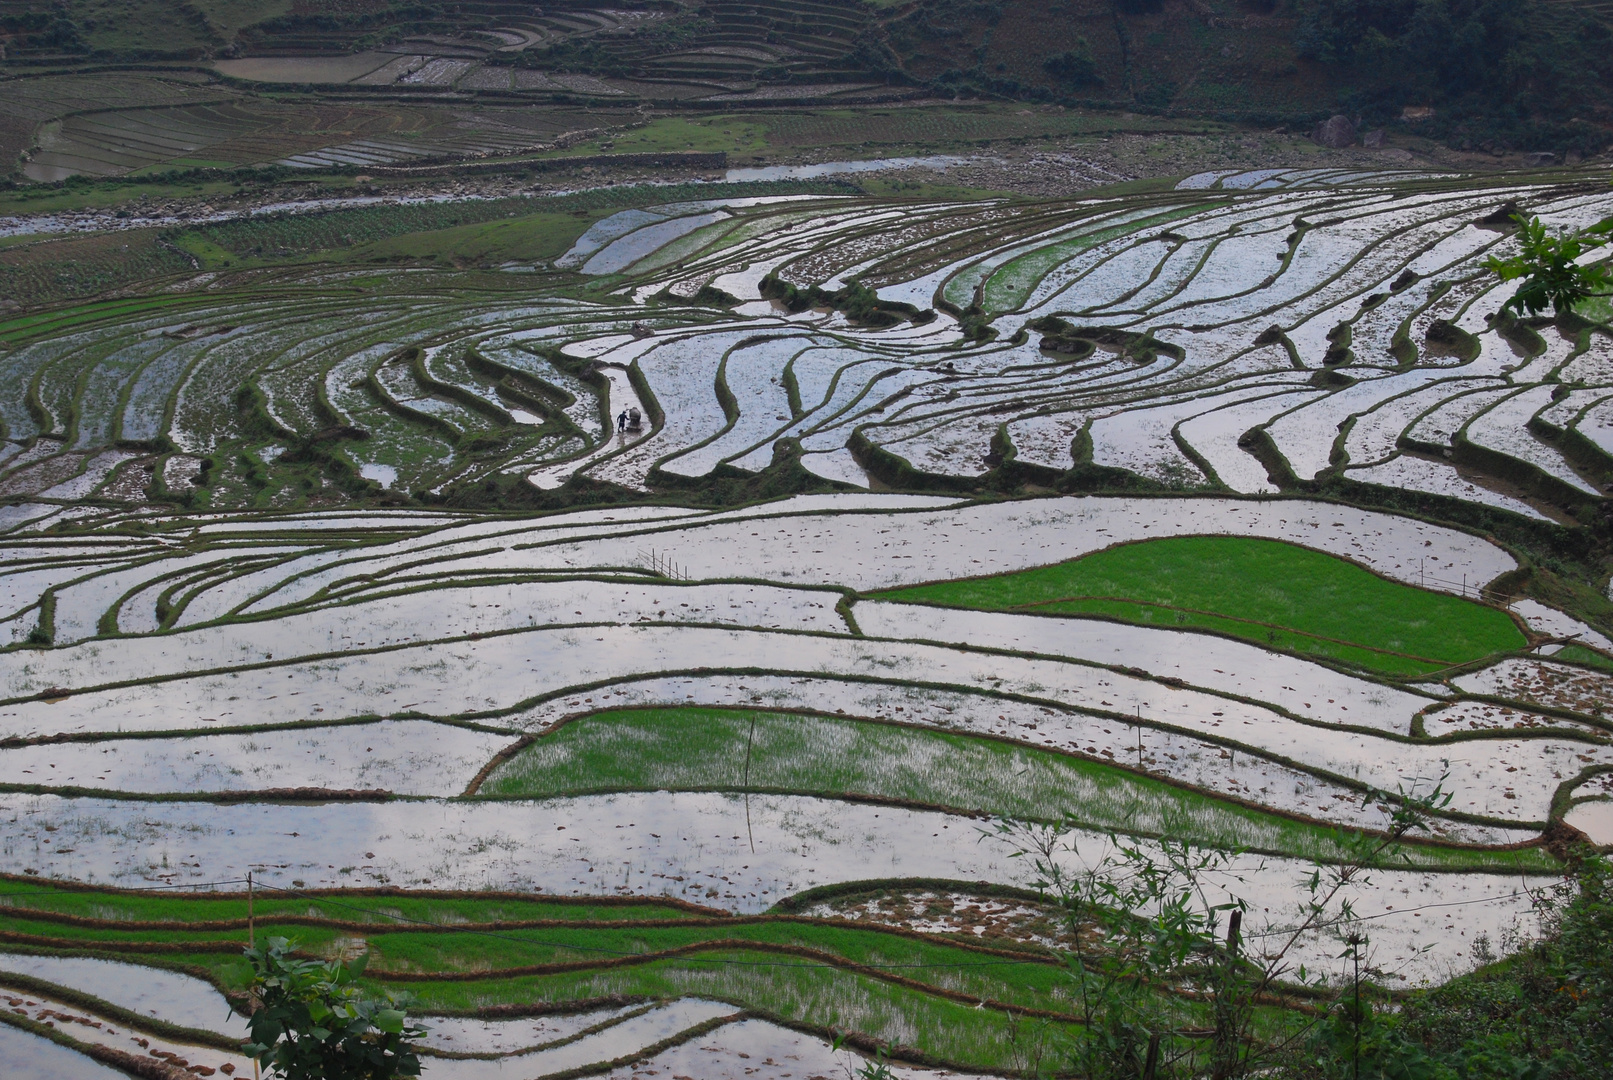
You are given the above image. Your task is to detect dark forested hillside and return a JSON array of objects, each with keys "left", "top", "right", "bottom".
[
  {"left": 879, "top": 0, "right": 1613, "bottom": 148},
  {"left": 2, "top": 0, "right": 1610, "bottom": 149}
]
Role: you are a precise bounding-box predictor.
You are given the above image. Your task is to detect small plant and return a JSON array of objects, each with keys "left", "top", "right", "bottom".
[
  {"left": 240, "top": 937, "right": 426, "bottom": 1080},
  {"left": 832, "top": 1034, "right": 897, "bottom": 1079},
  {"left": 1485, "top": 215, "right": 1613, "bottom": 316}
]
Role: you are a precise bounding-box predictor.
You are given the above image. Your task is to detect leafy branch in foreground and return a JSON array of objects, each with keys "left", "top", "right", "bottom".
[
  {"left": 987, "top": 774, "right": 1458, "bottom": 1078},
  {"left": 239, "top": 937, "right": 426, "bottom": 1080},
  {"left": 1484, "top": 215, "right": 1613, "bottom": 316}
]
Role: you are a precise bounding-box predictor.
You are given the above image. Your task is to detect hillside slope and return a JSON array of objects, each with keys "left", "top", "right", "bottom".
[
  {"left": 876, "top": 0, "right": 1613, "bottom": 147},
  {"left": 2, "top": 0, "right": 1610, "bottom": 148}
]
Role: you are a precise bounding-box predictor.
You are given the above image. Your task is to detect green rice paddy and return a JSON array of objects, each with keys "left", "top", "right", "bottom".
[
  {"left": 0, "top": 878, "right": 1091, "bottom": 1070},
  {"left": 871, "top": 536, "right": 1530, "bottom": 677},
  {"left": 1554, "top": 643, "right": 1613, "bottom": 673},
  {"left": 481, "top": 707, "right": 1556, "bottom": 870}
]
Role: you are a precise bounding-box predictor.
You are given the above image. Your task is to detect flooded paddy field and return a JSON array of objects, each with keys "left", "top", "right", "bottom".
[{"left": 0, "top": 164, "right": 1608, "bottom": 1077}]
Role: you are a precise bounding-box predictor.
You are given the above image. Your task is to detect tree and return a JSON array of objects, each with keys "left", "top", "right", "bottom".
[
  {"left": 240, "top": 937, "right": 427, "bottom": 1080},
  {"left": 1044, "top": 47, "right": 1102, "bottom": 88},
  {"left": 1484, "top": 215, "right": 1613, "bottom": 316}
]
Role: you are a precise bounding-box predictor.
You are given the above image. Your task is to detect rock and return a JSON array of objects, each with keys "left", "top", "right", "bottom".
[
  {"left": 1524, "top": 151, "right": 1556, "bottom": 166},
  {"left": 1362, "top": 128, "right": 1385, "bottom": 148},
  {"left": 1311, "top": 114, "right": 1356, "bottom": 149}
]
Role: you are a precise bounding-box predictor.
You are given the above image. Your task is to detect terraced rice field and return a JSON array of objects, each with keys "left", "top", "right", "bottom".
[
  {"left": 18, "top": 96, "right": 618, "bottom": 180},
  {"left": 214, "top": 1, "right": 872, "bottom": 96},
  {"left": 0, "top": 167, "right": 1609, "bottom": 1076},
  {"left": 4, "top": 174, "right": 1611, "bottom": 518}
]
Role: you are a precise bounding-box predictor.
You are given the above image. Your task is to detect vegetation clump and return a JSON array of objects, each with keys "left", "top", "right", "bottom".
[
  {"left": 760, "top": 273, "right": 933, "bottom": 328},
  {"left": 1486, "top": 215, "right": 1613, "bottom": 317},
  {"left": 1301, "top": 852, "right": 1613, "bottom": 1080},
  {"left": 242, "top": 937, "right": 426, "bottom": 1080}
]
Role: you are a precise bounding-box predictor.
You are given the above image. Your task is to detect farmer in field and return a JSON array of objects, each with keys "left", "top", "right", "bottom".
[{"left": 617, "top": 410, "right": 628, "bottom": 434}]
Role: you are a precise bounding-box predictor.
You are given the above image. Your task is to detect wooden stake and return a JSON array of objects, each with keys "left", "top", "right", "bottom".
[
  {"left": 249, "top": 871, "right": 259, "bottom": 1080},
  {"left": 743, "top": 716, "right": 757, "bottom": 853},
  {"left": 1136, "top": 705, "right": 1144, "bottom": 768}
]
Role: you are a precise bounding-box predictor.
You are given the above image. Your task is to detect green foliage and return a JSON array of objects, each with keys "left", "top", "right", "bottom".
[
  {"left": 240, "top": 1, "right": 446, "bottom": 49},
  {"left": 0, "top": 9, "right": 85, "bottom": 51},
  {"left": 183, "top": 182, "right": 855, "bottom": 265},
  {"left": 1292, "top": 0, "right": 1611, "bottom": 122},
  {"left": 872, "top": 536, "right": 1527, "bottom": 676},
  {"left": 1043, "top": 47, "right": 1102, "bottom": 87},
  {"left": 759, "top": 274, "right": 930, "bottom": 327},
  {"left": 0, "top": 235, "right": 197, "bottom": 310},
  {"left": 105, "top": 919, "right": 1093, "bottom": 1070},
  {"left": 832, "top": 1037, "right": 899, "bottom": 1079},
  {"left": 1291, "top": 853, "right": 1612, "bottom": 1079},
  {"left": 1305, "top": 1001, "right": 1466, "bottom": 1080},
  {"left": 1485, "top": 216, "right": 1613, "bottom": 318},
  {"left": 0, "top": 880, "right": 698, "bottom": 925},
  {"left": 1380, "top": 854, "right": 1613, "bottom": 1080},
  {"left": 1552, "top": 644, "right": 1613, "bottom": 673},
  {"left": 517, "top": 38, "right": 629, "bottom": 76},
  {"left": 241, "top": 937, "right": 426, "bottom": 1080}
]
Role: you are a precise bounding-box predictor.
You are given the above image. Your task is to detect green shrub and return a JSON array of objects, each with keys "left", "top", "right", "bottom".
[
  {"left": 242, "top": 937, "right": 426, "bottom": 1080},
  {"left": 1485, "top": 216, "right": 1613, "bottom": 317},
  {"left": 1345, "top": 853, "right": 1613, "bottom": 1080},
  {"left": 1043, "top": 48, "right": 1102, "bottom": 87}
]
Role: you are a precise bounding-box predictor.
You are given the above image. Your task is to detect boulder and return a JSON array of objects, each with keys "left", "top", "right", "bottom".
[
  {"left": 1361, "top": 128, "right": 1385, "bottom": 148},
  {"left": 1311, "top": 114, "right": 1356, "bottom": 148},
  {"left": 1524, "top": 151, "right": 1557, "bottom": 166}
]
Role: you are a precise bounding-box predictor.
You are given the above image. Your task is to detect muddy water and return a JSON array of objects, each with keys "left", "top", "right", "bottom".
[
  {"left": 0, "top": 1024, "right": 129, "bottom": 1080},
  {"left": 0, "top": 953, "right": 246, "bottom": 1036}
]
